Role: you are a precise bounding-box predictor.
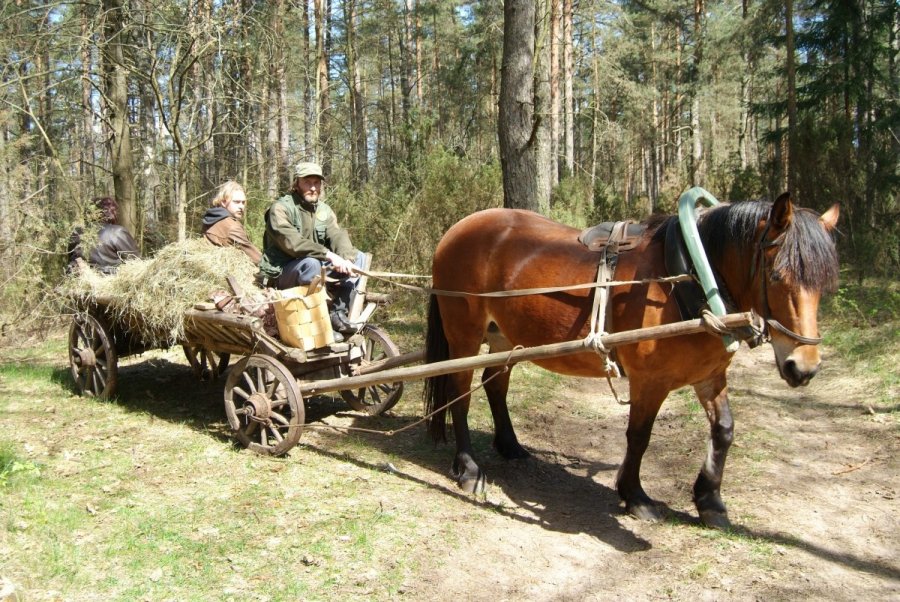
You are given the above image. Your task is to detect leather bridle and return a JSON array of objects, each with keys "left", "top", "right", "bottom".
[{"left": 750, "top": 215, "right": 823, "bottom": 347}]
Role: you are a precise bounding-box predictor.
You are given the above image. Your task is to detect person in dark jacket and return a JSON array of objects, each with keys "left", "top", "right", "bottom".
[
  {"left": 201, "top": 180, "right": 261, "bottom": 264},
  {"left": 67, "top": 197, "right": 141, "bottom": 275},
  {"left": 258, "top": 162, "right": 365, "bottom": 335}
]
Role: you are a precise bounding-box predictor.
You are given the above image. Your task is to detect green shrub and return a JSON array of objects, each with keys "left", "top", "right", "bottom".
[
  {"left": 550, "top": 175, "right": 594, "bottom": 228},
  {"left": 329, "top": 148, "right": 503, "bottom": 278},
  {"left": 726, "top": 166, "right": 765, "bottom": 201},
  {"left": 589, "top": 182, "right": 633, "bottom": 224}
]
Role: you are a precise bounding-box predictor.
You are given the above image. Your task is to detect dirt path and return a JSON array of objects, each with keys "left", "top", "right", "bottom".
[{"left": 403, "top": 345, "right": 898, "bottom": 601}]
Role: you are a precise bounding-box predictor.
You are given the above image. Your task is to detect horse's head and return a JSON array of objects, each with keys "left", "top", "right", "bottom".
[{"left": 752, "top": 193, "right": 840, "bottom": 387}]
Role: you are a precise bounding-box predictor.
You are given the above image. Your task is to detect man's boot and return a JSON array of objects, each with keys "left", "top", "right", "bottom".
[{"left": 330, "top": 310, "right": 359, "bottom": 335}]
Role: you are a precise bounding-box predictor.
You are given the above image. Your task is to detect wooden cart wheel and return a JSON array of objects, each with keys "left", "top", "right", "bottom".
[
  {"left": 340, "top": 325, "right": 404, "bottom": 415},
  {"left": 183, "top": 344, "right": 230, "bottom": 381},
  {"left": 224, "top": 355, "right": 304, "bottom": 456},
  {"left": 68, "top": 313, "right": 118, "bottom": 399}
]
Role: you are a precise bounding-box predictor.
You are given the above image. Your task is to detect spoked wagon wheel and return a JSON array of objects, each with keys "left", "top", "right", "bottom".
[
  {"left": 340, "top": 325, "right": 404, "bottom": 415},
  {"left": 224, "top": 355, "right": 304, "bottom": 456},
  {"left": 68, "top": 313, "right": 118, "bottom": 399},
  {"left": 183, "top": 344, "right": 230, "bottom": 381}
]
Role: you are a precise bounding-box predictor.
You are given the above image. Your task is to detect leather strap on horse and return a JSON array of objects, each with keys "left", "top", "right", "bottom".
[
  {"left": 584, "top": 223, "right": 629, "bottom": 405},
  {"left": 766, "top": 317, "right": 822, "bottom": 345}
]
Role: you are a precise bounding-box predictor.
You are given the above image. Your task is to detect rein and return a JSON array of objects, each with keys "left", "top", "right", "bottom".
[{"left": 358, "top": 268, "right": 693, "bottom": 298}]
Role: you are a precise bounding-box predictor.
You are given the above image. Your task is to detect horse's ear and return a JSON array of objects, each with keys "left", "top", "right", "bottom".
[
  {"left": 771, "top": 192, "right": 794, "bottom": 230},
  {"left": 820, "top": 203, "right": 840, "bottom": 231}
]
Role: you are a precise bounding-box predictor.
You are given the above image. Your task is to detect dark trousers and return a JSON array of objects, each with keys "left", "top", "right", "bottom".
[{"left": 275, "top": 251, "right": 366, "bottom": 314}]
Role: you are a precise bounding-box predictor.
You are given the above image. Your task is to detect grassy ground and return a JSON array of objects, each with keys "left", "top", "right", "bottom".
[
  {"left": 0, "top": 315, "right": 449, "bottom": 601},
  {"left": 820, "top": 280, "right": 899, "bottom": 409}
]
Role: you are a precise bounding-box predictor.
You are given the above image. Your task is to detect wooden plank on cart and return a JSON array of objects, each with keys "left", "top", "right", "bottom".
[{"left": 182, "top": 308, "right": 306, "bottom": 362}]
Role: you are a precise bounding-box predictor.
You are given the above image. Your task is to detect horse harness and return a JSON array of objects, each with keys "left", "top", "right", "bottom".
[
  {"left": 579, "top": 212, "right": 822, "bottom": 356},
  {"left": 662, "top": 217, "right": 765, "bottom": 347},
  {"left": 578, "top": 221, "right": 645, "bottom": 387}
]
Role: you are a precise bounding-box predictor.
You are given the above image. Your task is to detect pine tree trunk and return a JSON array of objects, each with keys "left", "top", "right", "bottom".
[
  {"left": 590, "top": 31, "right": 600, "bottom": 193},
  {"left": 101, "top": 0, "right": 137, "bottom": 235},
  {"left": 674, "top": 23, "right": 684, "bottom": 169},
  {"left": 274, "top": 0, "right": 290, "bottom": 191},
  {"left": 649, "top": 22, "right": 660, "bottom": 208},
  {"left": 562, "top": 0, "right": 574, "bottom": 177},
  {"left": 315, "top": 0, "right": 332, "bottom": 171},
  {"left": 133, "top": 2, "right": 160, "bottom": 229},
  {"left": 499, "top": 0, "right": 537, "bottom": 211},
  {"left": 550, "top": 0, "right": 560, "bottom": 186},
  {"left": 414, "top": 0, "right": 424, "bottom": 104},
  {"left": 692, "top": 96, "right": 703, "bottom": 185},
  {"left": 400, "top": 0, "right": 414, "bottom": 163},
  {"left": 302, "top": 0, "right": 312, "bottom": 156},
  {"left": 432, "top": 12, "right": 442, "bottom": 140},
  {"left": 80, "top": 7, "right": 96, "bottom": 190},
  {"left": 534, "top": 0, "right": 552, "bottom": 214},
  {"left": 690, "top": 0, "right": 705, "bottom": 186},
  {"left": 738, "top": 0, "right": 751, "bottom": 171},
  {"left": 785, "top": 0, "right": 798, "bottom": 194},
  {"left": 345, "top": 0, "right": 368, "bottom": 187}
]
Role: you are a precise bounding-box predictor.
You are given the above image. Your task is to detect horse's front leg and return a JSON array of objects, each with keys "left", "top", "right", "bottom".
[
  {"left": 448, "top": 369, "right": 486, "bottom": 494},
  {"left": 692, "top": 373, "right": 734, "bottom": 529},
  {"left": 482, "top": 364, "right": 529, "bottom": 459},
  {"left": 616, "top": 385, "right": 669, "bottom": 521}
]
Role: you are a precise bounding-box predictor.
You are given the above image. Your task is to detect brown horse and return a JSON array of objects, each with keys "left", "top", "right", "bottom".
[{"left": 424, "top": 193, "right": 839, "bottom": 528}]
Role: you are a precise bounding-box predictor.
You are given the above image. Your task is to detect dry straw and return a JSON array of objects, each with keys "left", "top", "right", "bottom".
[{"left": 59, "top": 239, "right": 263, "bottom": 347}]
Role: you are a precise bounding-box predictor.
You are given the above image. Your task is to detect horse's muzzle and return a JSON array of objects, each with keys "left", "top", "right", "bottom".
[{"left": 780, "top": 358, "right": 819, "bottom": 387}]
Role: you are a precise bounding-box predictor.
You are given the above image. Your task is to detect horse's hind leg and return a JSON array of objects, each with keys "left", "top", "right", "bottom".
[
  {"left": 616, "top": 384, "right": 669, "bottom": 521},
  {"left": 482, "top": 364, "right": 529, "bottom": 459},
  {"left": 446, "top": 368, "right": 486, "bottom": 494},
  {"left": 692, "top": 373, "right": 734, "bottom": 529}
]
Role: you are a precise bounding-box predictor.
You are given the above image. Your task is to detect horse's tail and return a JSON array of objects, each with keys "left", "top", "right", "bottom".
[{"left": 423, "top": 294, "right": 450, "bottom": 444}]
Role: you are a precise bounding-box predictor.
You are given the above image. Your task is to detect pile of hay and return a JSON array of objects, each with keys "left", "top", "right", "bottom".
[{"left": 59, "top": 239, "right": 264, "bottom": 347}]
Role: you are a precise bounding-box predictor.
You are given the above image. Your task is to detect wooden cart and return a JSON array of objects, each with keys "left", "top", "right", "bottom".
[{"left": 67, "top": 283, "right": 404, "bottom": 456}]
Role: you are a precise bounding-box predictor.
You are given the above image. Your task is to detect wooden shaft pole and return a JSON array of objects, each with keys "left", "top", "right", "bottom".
[{"left": 299, "top": 312, "right": 753, "bottom": 396}]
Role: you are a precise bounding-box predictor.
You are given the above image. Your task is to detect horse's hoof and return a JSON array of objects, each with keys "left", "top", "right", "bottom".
[
  {"left": 699, "top": 509, "right": 731, "bottom": 530},
  {"left": 627, "top": 501, "right": 665, "bottom": 522},
  {"left": 457, "top": 472, "right": 486, "bottom": 495}
]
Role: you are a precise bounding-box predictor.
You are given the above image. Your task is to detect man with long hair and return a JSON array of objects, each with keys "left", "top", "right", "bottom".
[{"left": 201, "top": 180, "right": 261, "bottom": 264}]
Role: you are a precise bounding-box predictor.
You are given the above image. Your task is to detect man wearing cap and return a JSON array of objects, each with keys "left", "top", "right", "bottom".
[{"left": 258, "top": 162, "right": 365, "bottom": 336}]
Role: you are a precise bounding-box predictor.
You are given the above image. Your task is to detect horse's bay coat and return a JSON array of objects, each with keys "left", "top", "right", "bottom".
[{"left": 424, "top": 196, "right": 839, "bottom": 529}]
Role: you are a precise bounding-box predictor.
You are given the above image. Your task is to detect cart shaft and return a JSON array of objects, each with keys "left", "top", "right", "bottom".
[{"left": 300, "top": 312, "right": 754, "bottom": 397}]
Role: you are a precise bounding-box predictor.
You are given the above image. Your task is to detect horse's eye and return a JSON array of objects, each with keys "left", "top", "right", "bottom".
[{"left": 770, "top": 270, "right": 783, "bottom": 283}]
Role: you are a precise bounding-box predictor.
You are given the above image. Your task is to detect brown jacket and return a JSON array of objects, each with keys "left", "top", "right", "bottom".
[{"left": 201, "top": 207, "right": 262, "bottom": 264}]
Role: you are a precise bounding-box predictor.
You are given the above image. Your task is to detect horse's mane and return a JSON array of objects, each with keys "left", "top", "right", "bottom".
[{"left": 697, "top": 200, "right": 839, "bottom": 292}]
